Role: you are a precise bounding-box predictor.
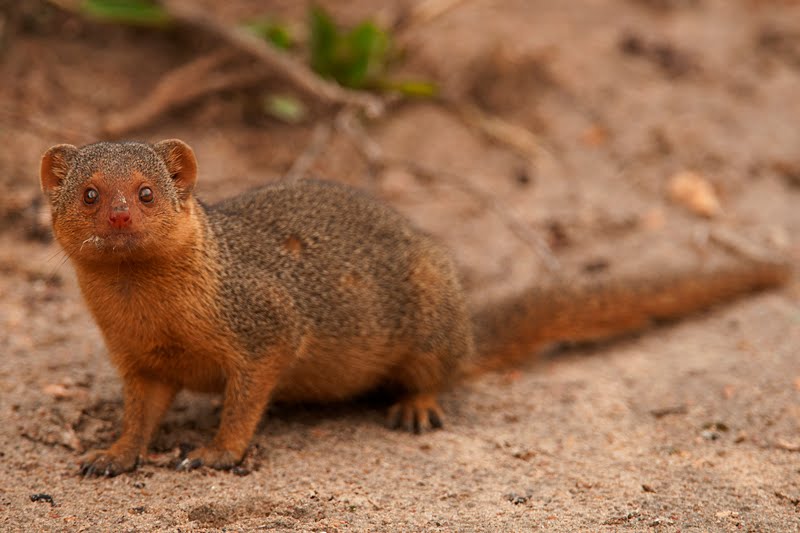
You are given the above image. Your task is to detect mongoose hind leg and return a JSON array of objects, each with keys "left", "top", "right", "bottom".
[
  {"left": 387, "top": 393, "right": 445, "bottom": 433},
  {"left": 385, "top": 348, "right": 456, "bottom": 434},
  {"left": 385, "top": 240, "right": 470, "bottom": 433}
]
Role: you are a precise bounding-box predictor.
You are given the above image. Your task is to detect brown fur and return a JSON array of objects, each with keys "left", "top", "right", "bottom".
[
  {"left": 469, "top": 261, "right": 791, "bottom": 376},
  {"left": 40, "top": 139, "right": 791, "bottom": 476}
]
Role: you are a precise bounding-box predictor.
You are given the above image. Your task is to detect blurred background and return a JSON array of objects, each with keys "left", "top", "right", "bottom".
[
  {"left": 2, "top": 0, "right": 798, "bottom": 289},
  {"left": 0, "top": 1, "right": 799, "bottom": 531}
]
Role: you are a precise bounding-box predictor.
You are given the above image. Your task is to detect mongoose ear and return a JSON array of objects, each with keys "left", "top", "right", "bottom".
[
  {"left": 153, "top": 139, "right": 198, "bottom": 197},
  {"left": 40, "top": 144, "right": 78, "bottom": 194}
]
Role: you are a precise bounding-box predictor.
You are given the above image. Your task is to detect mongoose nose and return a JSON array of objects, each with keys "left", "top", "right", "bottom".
[{"left": 109, "top": 209, "right": 132, "bottom": 229}]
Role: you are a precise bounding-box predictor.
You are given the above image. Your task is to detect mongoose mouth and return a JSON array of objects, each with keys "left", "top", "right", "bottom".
[{"left": 77, "top": 231, "right": 147, "bottom": 256}]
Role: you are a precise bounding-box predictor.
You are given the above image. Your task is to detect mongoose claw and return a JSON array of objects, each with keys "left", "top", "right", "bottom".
[
  {"left": 79, "top": 449, "right": 138, "bottom": 477},
  {"left": 178, "top": 445, "right": 242, "bottom": 471},
  {"left": 176, "top": 457, "right": 203, "bottom": 471},
  {"left": 387, "top": 394, "right": 445, "bottom": 434}
]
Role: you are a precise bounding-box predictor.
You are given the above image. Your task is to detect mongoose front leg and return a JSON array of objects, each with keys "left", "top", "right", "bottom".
[
  {"left": 81, "top": 374, "right": 177, "bottom": 477},
  {"left": 178, "top": 363, "right": 278, "bottom": 471}
]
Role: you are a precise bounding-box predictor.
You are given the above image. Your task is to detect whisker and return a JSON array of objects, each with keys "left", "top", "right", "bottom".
[
  {"left": 46, "top": 248, "right": 66, "bottom": 264},
  {"left": 47, "top": 248, "right": 74, "bottom": 278}
]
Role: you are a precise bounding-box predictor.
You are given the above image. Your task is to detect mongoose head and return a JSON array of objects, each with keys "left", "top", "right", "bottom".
[{"left": 40, "top": 139, "right": 199, "bottom": 263}]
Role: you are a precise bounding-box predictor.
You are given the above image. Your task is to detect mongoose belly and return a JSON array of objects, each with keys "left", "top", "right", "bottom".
[{"left": 272, "top": 338, "right": 410, "bottom": 402}]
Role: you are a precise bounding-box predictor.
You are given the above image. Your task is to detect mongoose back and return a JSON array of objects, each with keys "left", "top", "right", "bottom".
[{"left": 39, "top": 139, "right": 791, "bottom": 476}]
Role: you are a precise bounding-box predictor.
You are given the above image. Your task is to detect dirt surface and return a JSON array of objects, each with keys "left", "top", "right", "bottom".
[{"left": 1, "top": 0, "right": 800, "bottom": 531}]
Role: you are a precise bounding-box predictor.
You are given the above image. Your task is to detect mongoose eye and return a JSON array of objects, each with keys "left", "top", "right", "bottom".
[
  {"left": 139, "top": 187, "right": 154, "bottom": 203},
  {"left": 83, "top": 188, "right": 98, "bottom": 205}
]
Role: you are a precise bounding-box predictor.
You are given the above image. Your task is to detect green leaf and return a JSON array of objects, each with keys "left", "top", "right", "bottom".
[
  {"left": 243, "top": 19, "right": 293, "bottom": 50},
  {"left": 382, "top": 79, "right": 439, "bottom": 98},
  {"left": 79, "top": 0, "right": 171, "bottom": 27},
  {"left": 308, "top": 5, "right": 391, "bottom": 89},
  {"left": 309, "top": 6, "right": 339, "bottom": 78},
  {"left": 263, "top": 94, "right": 307, "bottom": 124},
  {"left": 308, "top": 7, "right": 432, "bottom": 96},
  {"left": 340, "top": 22, "right": 390, "bottom": 88}
]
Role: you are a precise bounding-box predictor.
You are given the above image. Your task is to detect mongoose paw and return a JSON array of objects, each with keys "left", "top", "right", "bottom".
[
  {"left": 387, "top": 394, "right": 445, "bottom": 434},
  {"left": 79, "top": 449, "right": 139, "bottom": 477},
  {"left": 177, "top": 446, "right": 242, "bottom": 471}
]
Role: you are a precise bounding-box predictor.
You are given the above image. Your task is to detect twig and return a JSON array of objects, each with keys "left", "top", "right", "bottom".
[
  {"left": 103, "top": 49, "right": 265, "bottom": 136},
  {"left": 401, "top": 160, "right": 560, "bottom": 273},
  {"left": 335, "top": 109, "right": 384, "bottom": 166},
  {"left": 649, "top": 405, "right": 688, "bottom": 418},
  {"left": 43, "top": 0, "right": 80, "bottom": 11},
  {"left": 335, "top": 110, "right": 560, "bottom": 273},
  {"left": 409, "top": 0, "right": 472, "bottom": 25},
  {"left": 393, "top": 0, "right": 473, "bottom": 35},
  {"left": 161, "top": 0, "right": 384, "bottom": 118},
  {"left": 709, "top": 227, "right": 784, "bottom": 264},
  {"left": 453, "top": 102, "right": 543, "bottom": 162},
  {"left": 0, "top": 105, "right": 96, "bottom": 144},
  {"left": 285, "top": 122, "right": 333, "bottom": 182},
  {"left": 774, "top": 439, "right": 800, "bottom": 453}
]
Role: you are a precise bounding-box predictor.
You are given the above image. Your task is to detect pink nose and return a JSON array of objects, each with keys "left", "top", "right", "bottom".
[{"left": 109, "top": 209, "right": 131, "bottom": 229}]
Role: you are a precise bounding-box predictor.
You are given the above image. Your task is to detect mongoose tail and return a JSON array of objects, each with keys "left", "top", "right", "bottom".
[{"left": 468, "top": 258, "right": 791, "bottom": 375}]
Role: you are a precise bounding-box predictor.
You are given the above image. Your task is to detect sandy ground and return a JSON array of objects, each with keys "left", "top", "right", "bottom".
[{"left": 1, "top": 0, "right": 799, "bottom": 531}]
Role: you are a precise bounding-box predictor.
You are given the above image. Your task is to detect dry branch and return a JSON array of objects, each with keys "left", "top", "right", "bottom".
[
  {"left": 0, "top": 105, "right": 96, "bottom": 144},
  {"left": 285, "top": 122, "right": 333, "bottom": 182},
  {"left": 453, "top": 103, "right": 543, "bottom": 162},
  {"left": 409, "top": 0, "right": 472, "bottom": 25},
  {"left": 709, "top": 227, "right": 787, "bottom": 264},
  {"left": 335, "top": 109, "right": 560, "bottom": 273},
  {"left": 103, "top": 49, "right": 265, "bottom": 137},
  {"left": 161, "top": 0, "right": 384, "bottom": 117},
  {"left": 393, "top": 0, "right": 473, "bottom": 35}
]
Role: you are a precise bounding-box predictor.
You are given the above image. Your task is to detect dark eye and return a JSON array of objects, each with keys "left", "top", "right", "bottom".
[
  {"left": 139, "top": 187, "right": 154, "bottom": 203},
  {"left": 83, "top": 188, "right": 98, "bottom": 205}
]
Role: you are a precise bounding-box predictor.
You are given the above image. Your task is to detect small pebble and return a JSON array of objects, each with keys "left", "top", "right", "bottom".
[
  {"left": 505, "top": 492, "right": 528, "bottom": 505},
  {"left": 30, "top": 493, "right": 55, "bottom": 506},
  {"left": 667, "top": 170, "right": 722, "bottom": 218}
]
